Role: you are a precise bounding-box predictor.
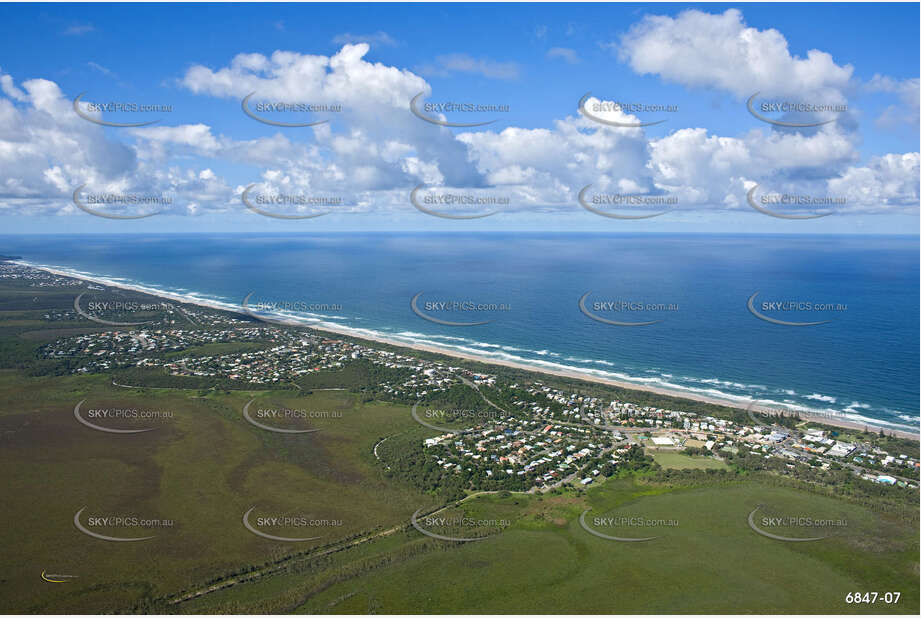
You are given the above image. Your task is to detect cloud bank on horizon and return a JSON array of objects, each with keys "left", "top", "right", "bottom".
[{"left": 0, "top": 7, "right": 917, "bottom": 227}]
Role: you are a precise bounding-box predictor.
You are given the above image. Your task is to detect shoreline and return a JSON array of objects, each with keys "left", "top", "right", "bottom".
[{"left": 17, "top": 260, "right": 919, "bottom": 441}]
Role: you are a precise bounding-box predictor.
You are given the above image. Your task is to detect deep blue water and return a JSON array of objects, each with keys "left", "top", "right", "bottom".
[{"left": 3, "top": 233, "right": 918, "bottom": 431}]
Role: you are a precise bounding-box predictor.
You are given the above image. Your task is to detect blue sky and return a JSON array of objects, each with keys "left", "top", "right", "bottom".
[{"left": 0, "top": 2, "right": 918, "bottom": 233}]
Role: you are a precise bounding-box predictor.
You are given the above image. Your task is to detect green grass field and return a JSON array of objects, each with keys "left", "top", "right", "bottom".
[
  {"left": 163, "top": 341, "right": 270, "bottom": 359},
  {"left": 173, "top": 481, "right": 918, "bottom": 614},
  {"left": 652, "top": 451, "right": 730, "bottom": 470}
]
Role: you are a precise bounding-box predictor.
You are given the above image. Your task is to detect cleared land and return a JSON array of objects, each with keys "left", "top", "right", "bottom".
[{"left": 652, "top": 451, "right": 730, "bottom": 470}]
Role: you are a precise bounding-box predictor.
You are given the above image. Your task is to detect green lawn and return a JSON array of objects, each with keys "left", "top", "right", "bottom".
[
  {"left": 652, "top": 451, "right": 730, "bottom": 470},
  {"left": 163, "top": 341, "right": 270, "bottom": 359}
]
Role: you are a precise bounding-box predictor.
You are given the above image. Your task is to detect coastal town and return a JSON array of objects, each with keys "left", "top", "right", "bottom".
[
  {"left": 418, "top": 380, "right": 920, "bottom": 492},
  {"left": 14, "top": 259, "right": 913, "bottom": 494},
  {"left": 417, "top": 409, "right": 629, "bottom": 491}
]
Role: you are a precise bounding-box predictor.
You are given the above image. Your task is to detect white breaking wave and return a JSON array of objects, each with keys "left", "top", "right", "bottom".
[
  {"left": 698, "top": 377, "right": 768, "bottom": 391},
  {"left": 16, "top": 259, "right": 920, "bottom": 433}
]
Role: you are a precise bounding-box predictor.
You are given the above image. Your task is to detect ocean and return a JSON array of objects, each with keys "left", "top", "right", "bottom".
[{"left": 3, "top": 232, "right": 918, "bottom": 432}]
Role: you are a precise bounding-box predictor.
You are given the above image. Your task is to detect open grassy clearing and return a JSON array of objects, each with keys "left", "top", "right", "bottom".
[{"left": 651, "top": 451, "right": 729, "bottom": 470}]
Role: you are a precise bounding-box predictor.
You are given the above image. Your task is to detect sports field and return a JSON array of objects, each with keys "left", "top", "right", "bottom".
[{"left": 652, "top": 451, "right": 730, "bottom": 470}]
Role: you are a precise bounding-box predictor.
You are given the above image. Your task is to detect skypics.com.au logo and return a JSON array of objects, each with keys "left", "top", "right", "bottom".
[
  {"left": 73, "top": 292, "right": 196, "bottom": 326},
  {"left": 73, "top": 507, "right": 173, "bottom": 542},
  {"left": 410, "top": 91, "right": 509, "bottom": 127},
  {"left": 242, "top": 506, "right": 342, "bottom": 542},
  {"left": 242, "top": 399, "right": 338, "bottom": 434},
  {"left": 747, "top": 504, "right": 847, "bottom": 542},
  {"left": 747, "top": 291, "right": 847, "bottom": 327},
  {"left": 578, "top": 509, "right": 676, "bottom": 542},
  {"left": 73, "top": 93, "right": 172, "bottom": 127},
  {"left": 241, "top": 291, "right": 343, "bottom": 325},
  {"left": 241, "top": 185, "right": 342, "bottom": 219},
  {"left": 74, "top": 400, "right": 173, "bottom": 434},
  {"left": 577, "top": 186, "right": 678, "bottom": 220},
  {"left": 410, "top": 185, "right": 511, "bottom": 219},
  {"left": 746, "top": 92, "right": 846, "bottom": 128},
  {"left": 410, "top": 507, "right": 510, "bottom": 542},
  {"left": 578, "top": 93, "right": 678, "bottom": 128},
  {"left": 411, "top": 292, "right": 510, "bottom": 326},
  {"left": 242, "top": 92, "right": 342, "bottom": 127},
  {"left": 746, "top": 184, "right": 843, "bottom": 220},
  {"left": 579, "top": 292, "right": 678, "bottom": 326},
  {"left": 410, "top": 403, "right": 502, "bottom": 433},
  {"left": 72, "top": 185, "right": 170, "bottom": 219}
]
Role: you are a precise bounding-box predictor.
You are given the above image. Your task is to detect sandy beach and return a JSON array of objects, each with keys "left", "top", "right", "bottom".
[{"left": 20, "top": 261, "right": 919, "bottom": 441}]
